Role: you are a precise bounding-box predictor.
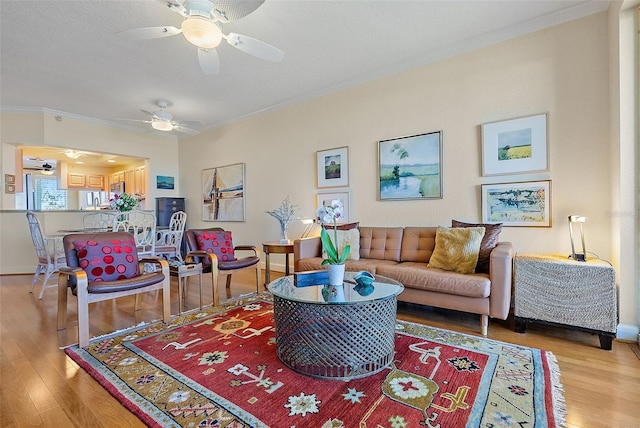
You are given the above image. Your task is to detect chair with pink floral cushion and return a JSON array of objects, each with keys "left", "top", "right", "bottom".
[
  {"left": 184, "top": 228, "right": 260, "bottom": 306},
  {"left": 57, "top": 231, "right": 171, "bottom": 348}
]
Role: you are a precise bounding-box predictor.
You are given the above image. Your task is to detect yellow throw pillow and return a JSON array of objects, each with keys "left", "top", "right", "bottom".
[
  {"left": 322, "top": 228, "right": 360, "bottom": 261},
  {"left": 427, "top": 226, "right": 485, "bottom": 274}
]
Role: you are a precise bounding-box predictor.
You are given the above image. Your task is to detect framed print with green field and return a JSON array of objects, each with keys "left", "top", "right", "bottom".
[
  {"left": 378, "top": 131, "right": 442, "bottom": 201},
  {"left": 481, "top": 113, "right": 548, "bottom": 176},
  {"left": 316, "top": 146, "right": 349, "bottom": 188}
]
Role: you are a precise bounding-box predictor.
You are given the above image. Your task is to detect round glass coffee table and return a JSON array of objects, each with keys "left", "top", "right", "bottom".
[{"left": 267, "top": 272, "right": 403, "bottom": 380}]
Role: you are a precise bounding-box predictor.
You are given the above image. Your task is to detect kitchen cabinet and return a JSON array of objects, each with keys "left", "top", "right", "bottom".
[
  {"left": 134, "top": 166, "right": 145, "bottom": 196},
  {"left": 67, "top": 173, "right": 105, "bottom": 189}
]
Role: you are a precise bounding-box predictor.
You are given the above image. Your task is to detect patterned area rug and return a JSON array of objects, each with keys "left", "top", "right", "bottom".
[{"left": 65, "top": 295, "right": 565, "bottom": 427}]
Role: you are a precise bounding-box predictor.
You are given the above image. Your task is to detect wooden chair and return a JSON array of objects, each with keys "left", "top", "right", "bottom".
[
  {"left": 184, "top": 228, "right": 260, "bottom": 306},
  {"left": 155, "top": 211, "right": 187, "bottom": 262},
  {"left": 26, "top": 211, "right": 67, "bottom": 299},
  {"left": 57, "top": 231, "right": 171, "bottom": 348}
]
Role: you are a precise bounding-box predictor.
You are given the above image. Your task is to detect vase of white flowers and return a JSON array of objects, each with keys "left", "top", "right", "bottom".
[
  {"left": 316, "top": 199, "right": 350, "bottom": 286},
  {"left": 266, "top": 197, "right": 299, "bottom": 243},
  {"left": 109, "top": 192, "right": 141, "bottom": 212}
]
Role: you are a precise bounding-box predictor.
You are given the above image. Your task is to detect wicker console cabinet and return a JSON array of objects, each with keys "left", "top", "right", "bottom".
[{"left": 514, "top": 253, "right": 617, "bottom": 350}]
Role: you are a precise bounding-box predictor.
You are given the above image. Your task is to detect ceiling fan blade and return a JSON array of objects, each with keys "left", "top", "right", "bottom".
[
  {"left": 176, "top": 120, "right": 204, "bottom": 128},
  {"left": 224, "top": 32, "right": 284, "bottom": 62},
  {"left": 173, "top": 125, "right": 200, "bottom": 135},
  {"left": 198, "top": 48, "right": 220, "bottom": 74},
  {"left": 116, "top": 118, "right": 153, "bottom": 124},
  {"left": 211, "top": 0, "right": 265, "bottom": 22},
  {"left": 115, "top": 26, "right": 182, "bottom": 41},
  {"left": 140, "top": 109, "right": 156, "bottom": 116}
]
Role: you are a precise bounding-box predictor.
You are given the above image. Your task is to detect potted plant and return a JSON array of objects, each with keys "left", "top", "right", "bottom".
[{"left": 316, "top": 199, "right": 350, "bottom": 285}]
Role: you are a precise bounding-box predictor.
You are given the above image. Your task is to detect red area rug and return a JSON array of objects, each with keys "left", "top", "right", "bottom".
[{"left": 65, "top": 296, "right": 565, "bottom": 427}]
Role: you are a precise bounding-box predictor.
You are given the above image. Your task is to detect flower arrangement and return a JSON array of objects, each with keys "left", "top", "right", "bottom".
[
  {"left": 266, "top": 196, "right": 299, "bottom": 243},
  {"left": 316, "top": 199, "right": 350, "bottom": 265},
  {"left": 109, "top": 192, "right": 141, "bottom": 212}
]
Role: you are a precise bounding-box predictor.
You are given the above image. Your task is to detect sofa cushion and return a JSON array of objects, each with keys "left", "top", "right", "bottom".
[
  {"left": 195, "top": 230, "right": 235, "bottom": 265},
  {"left": 427, "top": 226, "right": 485, "bottom": 274},
  {"left": 452, "top": 220, "right": 503, "bottom": 274},
  {"left": 321, "top": 227, "right": 360, "bottom": 261},
  {"left": 401, "top": 227, "right": 437, "bottom": 263},
  {"left": 359, "top": 227, "right": 403, "bottom": 261},
  {"left": 377, "top": 262, "right": 491, "bottom": 298},
  {"left": 73, "top": 237, "right": 139, "bottom": 282}
]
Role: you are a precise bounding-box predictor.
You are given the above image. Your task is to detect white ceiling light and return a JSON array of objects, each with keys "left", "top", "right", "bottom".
[
  {"left": 181, "top": 16, "right": 223, "bottom": 49},
  {"left": 41, "top": 169, "right": 55, "bottom": 175},
  {"left": 151, "top": 120, "right": 174, "bottom": 132},
  {"left": 64, "top": 150, "right": 82, "bottom": 159}
]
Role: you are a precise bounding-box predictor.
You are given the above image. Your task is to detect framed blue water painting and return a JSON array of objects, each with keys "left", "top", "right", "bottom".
[
  {"left": 156, "top": 175, "right": 174, "bottom": 190},
  {"left": 378, "top": 131, "right": 443, "bottom": 201}
]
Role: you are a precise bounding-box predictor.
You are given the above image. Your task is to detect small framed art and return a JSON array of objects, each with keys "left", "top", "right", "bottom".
[
  {"left": 481, "top": 180, "right": 551, "bottom": 227},
  {"left": 316, "top": 146, "right": 349, "bottom": 188},
  {"left": 378, "top": 131, "right": 442, "bottom": 200},
  {"left": 156, "top": 175, "right": 175, "bottom": 190},
  {"left": 481, "top": 113, "right": 548, "bottom": 176},
  {"left": 316, "top": 192, "right": 350, "bottom": 223}
]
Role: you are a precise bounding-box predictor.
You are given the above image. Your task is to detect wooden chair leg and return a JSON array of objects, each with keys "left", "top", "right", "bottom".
[
  {"left": 57, "top": 274, "right": 68, "bottom": 330},
  {"left": 161, "top": 277, "right": 171, "bottom": 323},
  {"left": 255, "top": 266, "right": 261, "bottom": 294},
  {"left": 225, "top": 274, "right": 232, "bottom": 289},
  {"left": 77, "top": 292, "right": 90, "bottom": 348},
  {"left": 211, "top": 271, "right": 219, "bottom": 307}
]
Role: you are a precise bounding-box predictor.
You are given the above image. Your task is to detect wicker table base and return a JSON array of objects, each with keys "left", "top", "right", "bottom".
[{"left": 268, "top": 273, "right": 403, "bottom": 380}]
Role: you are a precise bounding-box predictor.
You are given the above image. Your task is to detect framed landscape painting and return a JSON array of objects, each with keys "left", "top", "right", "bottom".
[
  {"left": 202, "top": 163, "right": 246, "bottom": 222},
  {"left": 156, "top": 175, "right": 174, "bottom": 190},
  {"left": 481, "top": 113, "right": 548, "bottom": 176},
  {"left": 316, "top": 146, "right": 349, "bottom": 188},
  {"left": 481, "top": 180, "right": 551, "bottom": 227},
  {"left": 378, "top": 131, "right": 442, "bottom": 201}
]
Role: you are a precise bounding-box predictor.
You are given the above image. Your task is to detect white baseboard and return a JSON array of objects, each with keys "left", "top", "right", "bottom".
[{"left": 616, "top": 324, "right": 640, "bottom": 342}]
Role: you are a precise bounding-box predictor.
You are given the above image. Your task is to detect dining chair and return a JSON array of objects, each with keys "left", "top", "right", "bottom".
[
  {"left": 154, "top": 211, "right": 187, "bottom": 262},
  {"left": 112, "top": 210, "right": 157, "bottom": 257},
  {"left": 184, "top": 228, "right": 260, "bottom": 306},
  {"left": 57, "top": 231, "right": 171, "bottom": 348},
  {"left": 26, "top": 211, "right": 67, "bottom": 299},
  {"left": 83, "top": 211, "right": 116, "bottom": 230}
]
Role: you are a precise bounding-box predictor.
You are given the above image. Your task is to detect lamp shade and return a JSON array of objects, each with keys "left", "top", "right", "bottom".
[
  {"left": 181, "top": 16, "right": 223, "bottom": 49},
  {"left": 152, "top": 120, "right": 174, "bottom": 132}
]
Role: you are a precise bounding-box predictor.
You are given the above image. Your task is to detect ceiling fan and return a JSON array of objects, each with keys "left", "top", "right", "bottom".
[
  {"left": 24, "top": 158, "right": 57, "bottom": 175},
  {"left": 120, "top": 100, "right": 203, "bottom": 134},
  {"left": 115, "top": 0, "right": 284, "bottom": 75}
]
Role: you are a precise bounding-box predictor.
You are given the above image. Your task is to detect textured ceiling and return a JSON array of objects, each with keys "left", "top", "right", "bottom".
[{"left": 1, "top": 0, "right": 608, "bottom": 136}]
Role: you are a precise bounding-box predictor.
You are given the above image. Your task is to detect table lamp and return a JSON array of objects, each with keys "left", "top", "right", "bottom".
[
  {"left": 299, "top": 218, "right": 316, "bottom": 239},
  {"left": 568, "top": 215, "right": 587, "bottom": 261}
]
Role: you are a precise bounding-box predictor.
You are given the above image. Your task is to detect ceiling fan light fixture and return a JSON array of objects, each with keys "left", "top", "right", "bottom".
[
  {"left": 181, "top": 16, "right": 222, "bottom": 49},
  {"left": 64, "top": 150, "right": 81, "bottom": 159},
  {"left": 41, "top": 170, "right": 55, "bottom": 175},
  {"left": 152, "top": 120, "right": 174, "bottom": 132}
]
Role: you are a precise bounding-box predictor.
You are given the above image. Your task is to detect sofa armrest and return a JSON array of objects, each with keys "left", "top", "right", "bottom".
[
  {"left": 489, "top": 241, "right": 514, "bottom": 320},
  {"left": 293, "top": 237, "right": 322, "bottom": 272}
]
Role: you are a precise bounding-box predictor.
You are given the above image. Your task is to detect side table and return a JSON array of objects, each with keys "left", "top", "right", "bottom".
[
  {"left": 169, "top": 262, "right": 203, "bottom": 314},
  {"left": 514, "top": 253, "right": 617, "bottom": 350},
  {"left": 262, "top": 241, "right": 294, "bottom": 286}
]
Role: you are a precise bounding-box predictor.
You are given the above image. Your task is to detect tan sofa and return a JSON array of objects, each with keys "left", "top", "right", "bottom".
[{"left": 294, "top": 226, "right": 514, "bottom": 335}]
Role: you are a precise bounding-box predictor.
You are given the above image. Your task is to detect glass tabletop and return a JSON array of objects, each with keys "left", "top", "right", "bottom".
[{"left": 267, "top": 271, "right": 403, "bottom": 304}]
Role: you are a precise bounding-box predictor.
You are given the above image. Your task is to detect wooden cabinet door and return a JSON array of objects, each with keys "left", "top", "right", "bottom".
[
  {"left": 134, "top": 166, "right": 145, "bottom": 195},
  {"left": 87, "top": 175, "right": 104, "bottom": 189},
  {"left": 68, "top": 173, "right": 86, "bottom": 187}
]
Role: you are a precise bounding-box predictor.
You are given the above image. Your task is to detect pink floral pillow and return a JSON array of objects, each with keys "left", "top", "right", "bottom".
[
  {"left": 195, "top": 230, "right": 235, "bottom": 265},
  {"left": 73, "top": 238, "right": 139, "bottom": 282}
]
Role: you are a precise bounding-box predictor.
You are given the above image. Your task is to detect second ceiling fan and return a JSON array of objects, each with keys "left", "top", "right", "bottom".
[{"left": 116, "top": 0, "right": 284, "bottom": 74}]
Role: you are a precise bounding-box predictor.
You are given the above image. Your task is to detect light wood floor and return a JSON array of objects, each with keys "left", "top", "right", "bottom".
[{"left": 1, "top": 271, "right": 639, "bottom": 428}]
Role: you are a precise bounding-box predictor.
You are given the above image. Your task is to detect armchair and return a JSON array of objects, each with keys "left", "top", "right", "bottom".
[
  {"left": 57, "top": 231, "right": 171, "bottom": 348},
  {"left": 184, "top": 228, "right": 260, "bottom": 306}
]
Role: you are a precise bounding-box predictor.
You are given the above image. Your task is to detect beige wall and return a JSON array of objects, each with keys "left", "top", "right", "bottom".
[{"left": 179, "top": 12, "right": 638, "bottom": 336}]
